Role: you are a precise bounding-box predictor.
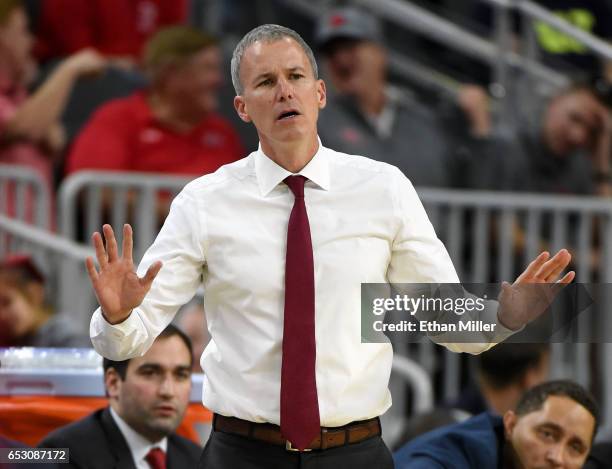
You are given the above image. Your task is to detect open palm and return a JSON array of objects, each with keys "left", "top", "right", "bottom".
[
  {"left": 498, "top": 249, "right": 574, "bottom": 331},
  {"left": 86, "top": 224, "right": 162, "bottom": 324}
]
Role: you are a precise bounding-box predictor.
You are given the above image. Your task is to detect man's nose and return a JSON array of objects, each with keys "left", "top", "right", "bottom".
[
  {"left": 158, "top": 376, "right": 176, "bottom": 397},
  {"left": 545, "top": 444, "right": 565, "bottom": 467},
  {"left": 276, "top": 77, "right": 294, "bottom": 101}
]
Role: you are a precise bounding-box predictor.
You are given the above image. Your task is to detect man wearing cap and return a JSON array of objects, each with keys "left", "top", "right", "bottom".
[
  {"left": 86, "top": 23, "right": 574, "bottom": 468},
  {"left": 315, "top": 7, "right": 504, "bottom": 189}
]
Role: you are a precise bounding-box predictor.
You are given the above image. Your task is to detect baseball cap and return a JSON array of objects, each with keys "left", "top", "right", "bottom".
[
  {"left": 315, "top": 7, "right": 382, "bottom": 50},
  {"left": 0, "top": 254, "right": 45, "bottom": 283}
]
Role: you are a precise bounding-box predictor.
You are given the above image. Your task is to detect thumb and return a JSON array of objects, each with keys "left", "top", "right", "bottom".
[{"left": 141, "top": 261, "right": 163, "bottom": 288}]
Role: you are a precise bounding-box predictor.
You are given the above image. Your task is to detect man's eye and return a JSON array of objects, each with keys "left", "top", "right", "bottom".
[
  {"left": 538, "top": 429, "right": 555, "bottom": 441},
  {"left": 569, "top": 443, "right": 584, "bottom": 455},
  {"left": 290, "top": 73, "right": 303, "bottom": 80},
  {"left": 176, "top": 371, "right": 191, "bottom": 380},
  {"left": 258, "top": 79, "right": 272, "bottom": 87}
]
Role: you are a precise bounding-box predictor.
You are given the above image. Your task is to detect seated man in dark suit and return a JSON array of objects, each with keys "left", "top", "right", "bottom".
[
  {"left": 394, "top": 380, "right": 598, "bottom": 469},
  {"left": 39, "top": 324, "right": 200, "bottom": 469}
]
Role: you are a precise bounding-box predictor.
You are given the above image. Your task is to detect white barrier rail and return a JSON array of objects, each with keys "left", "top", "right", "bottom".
[
  {"left": 0, "top": 164, "right": 51, "bottom": 257},
  {"left": 0, "top": 169, "right": 605, "bottom": 432},
  {"left": 0, "top": 213, "right": 94, "bottom": 331}
]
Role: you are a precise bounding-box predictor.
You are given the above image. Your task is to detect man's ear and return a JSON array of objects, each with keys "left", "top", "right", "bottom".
[
  {"left": 105, "top": 368, "right": 121, "bottom": 400},
  {"left": 503, "top": 410, "right": 518, "bottom": 440},
  {"left": 234, "top": 95, "right": 251, "bottom": 123},
  {"left": 317, "top": 79, "right": 327, "bottom": 110}
]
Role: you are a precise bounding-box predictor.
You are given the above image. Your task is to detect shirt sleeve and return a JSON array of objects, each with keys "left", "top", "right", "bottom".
[
  {"left": 387, "top": 167, "right": 516, "bottom": 354},
  {"left": 90, "top": 186, "right": 206, "bottom": 360},
  {"left": 387, "top": 166, "right": 460, "bottom": 285}
]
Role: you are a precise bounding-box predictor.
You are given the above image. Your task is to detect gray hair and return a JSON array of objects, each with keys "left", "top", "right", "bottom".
[{"left": 231, "top": 24, "right": 318, "bottom": 95}]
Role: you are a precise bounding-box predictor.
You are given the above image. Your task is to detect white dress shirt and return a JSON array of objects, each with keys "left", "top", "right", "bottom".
[
  {"left": 91, "top": 141, "right": 514, "bottom": 427},
  {"left": 109, "top": 407, "right": 167, "bottom": 469}
]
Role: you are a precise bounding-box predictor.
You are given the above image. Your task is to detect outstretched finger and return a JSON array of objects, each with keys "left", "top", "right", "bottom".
[
  {"left": 140, "top": 261, "right": 163, "bottom": 288},
  {"left": 103, "top": 224, "right": 119, "bottom": 262},
  {"left": 85, "top": 257, "right": 99, "bottom": 284},
  {"left": 92, "top": 232, "right": 108, "bottom": 269},
  {"left": 516, "top": 251, "right": 550, "bottom": 283},
  {"left": 556, "top": 270, "right": 575, "bottom": 285},
  {"left": 536, "top": 249, "right": 571, "bottom": 281},
  {"left": 122, "top": 224, "right": 133, "bottom": 261},
  {"left": 543, "top": 258, "right": 571, "bottom": 283}
]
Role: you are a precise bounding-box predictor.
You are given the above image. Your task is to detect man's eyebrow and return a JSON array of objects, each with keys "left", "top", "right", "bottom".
[
  {"left": 536, "top": 422, "right": 563, "bottom": 434},
  {"left": 136, "top": 363, "right": 191, "bottom": 373},
  {"left": 174, "top": 365, "right": 192, "bottom": 373},
  {"left": 252, "top": 66, "right": 307, "bottom": 84},
  {"left": 253, "top": 72, "right": 274, "bottom": 84},
  {"left": 136, "top": 363, "right": 163, "bottom": 371}
]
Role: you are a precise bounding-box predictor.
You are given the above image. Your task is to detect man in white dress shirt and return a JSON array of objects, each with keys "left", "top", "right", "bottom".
[{"left": 85, "top": 24, "right": 574, "bottom": 468}]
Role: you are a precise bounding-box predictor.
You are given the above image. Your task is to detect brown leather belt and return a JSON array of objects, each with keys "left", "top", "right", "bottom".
[{"left": 213, "top": 414, "right": 381, "bottom": 452}]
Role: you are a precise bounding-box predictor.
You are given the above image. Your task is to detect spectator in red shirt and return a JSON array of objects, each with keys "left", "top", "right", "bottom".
[
  {"left": 0, "top": 0, "right": 106, "bottom": 225},
  {"left": 34, "top": 0, "right": 188, "bottom": 68},
  {"left": 66, "top": 26, "right": 245, "bottom": 178}
]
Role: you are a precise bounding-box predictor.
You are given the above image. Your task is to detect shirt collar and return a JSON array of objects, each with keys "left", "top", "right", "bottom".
[
  {"left": 254, "top": 136, "right": 331, "bottom": 196},
  {"left": 109, "top": 407, "right": 168, "bottom": 465}
]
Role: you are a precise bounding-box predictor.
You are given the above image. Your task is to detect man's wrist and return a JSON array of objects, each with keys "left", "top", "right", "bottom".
[
  {"left": 496, "top": 308, "right": 523, "bottom": 332},
  {"left": 101, "top": 308, "right": 132, "bottom": 325}
]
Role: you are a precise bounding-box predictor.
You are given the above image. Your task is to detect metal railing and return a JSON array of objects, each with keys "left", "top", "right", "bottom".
[
  {"left": 0, "top": 213, "right": 94, "bottom": 330},
  {"left": 57, "top": 171, "right": 192, "bottom": 324},
  {"left": 0, "top": 164, "right": 49, "bottom": 225},
  {"left": 417, "top": 186, "right": 612, "bottom": 426},
  {"left": 58, "top": 171, "right": 192, "bottom": 259},
  {"left": 55, "top": 171, "right": 612, "bottom": 424},
  {"left": 0, "top": 164, "right": 52, "bottom": 277},
  {"left": 6, "top": 166, "right": 612, "bottom": 427}
]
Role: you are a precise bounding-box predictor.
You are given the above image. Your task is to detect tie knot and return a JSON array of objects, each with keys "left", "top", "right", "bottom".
[
  {"left": 145, "top": 447, "right": 166, "bottom": 469},
  {"left": 284, "top": 175, "right": 307, "bottom": 198}
]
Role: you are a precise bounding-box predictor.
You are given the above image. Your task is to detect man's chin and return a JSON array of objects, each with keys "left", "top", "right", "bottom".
[{"left": 148, "top": 418, "right": 180, "bottom": 436}]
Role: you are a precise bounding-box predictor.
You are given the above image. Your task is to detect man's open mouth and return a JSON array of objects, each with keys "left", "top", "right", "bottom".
[{"left": 277, "top": 110, "right": 300, "bottom": 120}]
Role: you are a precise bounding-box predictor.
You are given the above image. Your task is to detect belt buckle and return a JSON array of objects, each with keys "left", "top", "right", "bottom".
[{"left": 285, "top": 441, "right": 312, "bottom": 452}]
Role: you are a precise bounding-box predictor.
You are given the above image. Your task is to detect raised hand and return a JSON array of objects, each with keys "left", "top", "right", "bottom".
[
  {"left": 64, "top": 48, "right": 107, "bottom": 77},
  {"left": 86, "top": 224, "right": 162, "bottom": 324},
  {"left": 497, "top": 249, "right": 575, "bottom": 331}
]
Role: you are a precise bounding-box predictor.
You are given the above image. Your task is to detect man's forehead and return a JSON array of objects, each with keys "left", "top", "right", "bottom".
[
  {"left": 243, "top": 37, "right": 309, "bottom": 70},
  {"left": 564, "top": 90, "right": 602, "bottom": 111},
  {"left": 128, "top": 336, "right": 191, "bottom": 369},
  {"left": 519, "top": 396, "right": 595, "bottom": 439}
]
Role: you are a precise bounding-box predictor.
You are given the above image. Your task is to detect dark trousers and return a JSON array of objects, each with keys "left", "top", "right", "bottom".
[{"left": 198, "top": 429, "right": 395, "bottom": 469}]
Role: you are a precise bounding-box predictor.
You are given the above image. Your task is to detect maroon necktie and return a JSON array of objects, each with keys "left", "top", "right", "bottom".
[
  {"left": 145, "top": 448, "right": 166, "bottom": 469},
  {"left": 280, "top": 175, "right": 320, "bottom": 450}
]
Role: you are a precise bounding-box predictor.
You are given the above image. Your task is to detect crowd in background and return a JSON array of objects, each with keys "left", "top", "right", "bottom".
[
  {"left": 3, "top": 0, "right": 612, "bottom": 467},
  {"left": 2, "top": 0, "right": 612, "bottom": 203}
]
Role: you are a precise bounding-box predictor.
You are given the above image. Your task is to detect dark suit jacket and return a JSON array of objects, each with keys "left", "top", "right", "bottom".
[
  {"left": 37, "top": 407, "right": 201, "bottom": 469},
  {"left": 393, "top": 412, "right": 504, "bottom": 469},
  {"left": 585, "top": 442, "right": 612, "bottom": 469}
]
